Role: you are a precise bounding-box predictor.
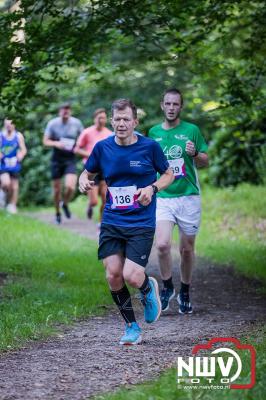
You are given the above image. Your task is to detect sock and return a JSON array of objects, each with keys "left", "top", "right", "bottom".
[
  {"left": 111, "top": 285, "right": 136, "bottom": 324},
  {"left": 139, "top": 274, "right": 151, "bottom": 295},
  {"left": 180, "top": 282, "right": 190, "bottom": 298},
  {"left": 163, "top": 277, "right": 174, "bottom": 290}
]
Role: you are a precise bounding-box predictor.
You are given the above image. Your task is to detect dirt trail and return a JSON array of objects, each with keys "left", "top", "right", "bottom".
[{"left": 0, "top": 212, "right": 265, "bottom": 400}]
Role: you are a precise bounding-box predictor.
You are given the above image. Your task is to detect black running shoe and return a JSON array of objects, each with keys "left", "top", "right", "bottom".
[
  {"left": 87, "top": 206, "right": 93, "bottom": 219},
  {"left": 160, "top": 287, "right": 176, "bottom": 311},
  {"left": 177, "top": 292, "right": 193, "bottom": 314},
  {"left": 61, "top": 202, "right": 71, "bottom": 219},
  {"left": 55, "top": 212, "right": 61, "bottom": 224}
]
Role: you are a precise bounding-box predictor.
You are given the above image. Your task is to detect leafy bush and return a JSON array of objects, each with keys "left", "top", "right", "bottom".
[
  {"left": 19, "top": 132, "right": 51, "bottom": 206},
  {"left": 208, "top": 107, "right": 266, "bottom": 187}
]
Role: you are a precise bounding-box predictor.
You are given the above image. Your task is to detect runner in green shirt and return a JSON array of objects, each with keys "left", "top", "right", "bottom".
[{"left": 149, "top": 88, "right": 208, "bottom": 314}]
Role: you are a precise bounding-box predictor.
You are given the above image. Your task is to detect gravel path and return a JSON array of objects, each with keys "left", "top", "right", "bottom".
[{"left": 0, "top": 212, "right": 265, "bottom": 400}]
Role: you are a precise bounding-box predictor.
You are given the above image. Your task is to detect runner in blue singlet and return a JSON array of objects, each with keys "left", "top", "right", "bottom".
[{"left": 0, "top": 118, "right": 27, "bottom": 214}]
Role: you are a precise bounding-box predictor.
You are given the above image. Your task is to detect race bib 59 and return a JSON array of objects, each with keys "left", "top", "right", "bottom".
[{"left": 168, "top": 158, "right": 186, "bottom": 179}]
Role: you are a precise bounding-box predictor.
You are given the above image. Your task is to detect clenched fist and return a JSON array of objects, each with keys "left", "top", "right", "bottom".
[
  {"left": 136, "top": 185, "right": 154, "bottom": 206},
  {"left": 79, "top": 170, "right": 95, "bottom": 194},
  {"left": 185, "top": 140, "right": 197, "bottom": 157}
]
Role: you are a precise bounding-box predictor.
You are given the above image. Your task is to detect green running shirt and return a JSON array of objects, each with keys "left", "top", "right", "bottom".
[{"left": 148, "top": 120, "right": 208, "bottom": 198}]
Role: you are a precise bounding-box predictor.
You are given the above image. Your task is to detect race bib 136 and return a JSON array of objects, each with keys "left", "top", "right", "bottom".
[{"left": 108, "top": 185, "right": 140, "bottom": 209}]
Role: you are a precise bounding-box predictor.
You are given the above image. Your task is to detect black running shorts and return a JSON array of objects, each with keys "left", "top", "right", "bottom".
[
  {"left": 98, "top": 223, "right": 155, "bottom": 267},
  {"left": 51, "top": 160, "right": 76, "bottom": 180}
]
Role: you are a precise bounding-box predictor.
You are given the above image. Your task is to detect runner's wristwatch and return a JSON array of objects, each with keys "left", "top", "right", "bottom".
[{"left": 151, "top": 184, "right": 159, "bottom": 194}]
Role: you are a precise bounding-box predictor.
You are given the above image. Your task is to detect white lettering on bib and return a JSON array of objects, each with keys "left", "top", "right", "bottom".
[
  {"left": 168, "top": 158, "right": 186, "bottom": 179},
  {"left": 109, "top": 185, "right": 139, "bottom": 209}
]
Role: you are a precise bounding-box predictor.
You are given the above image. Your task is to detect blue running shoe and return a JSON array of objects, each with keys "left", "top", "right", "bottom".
[
  {"left": 160, "top": 287, "right": 176, "bottom": 312},
  {"left": 177, "top": 292, "right": 193, "bottom": 314},
  {"left": 141, "top": 277, "right": 162, "bottom": 323},
  {"left": 119, "top": 322, "right": 142, "bottom": 345}
]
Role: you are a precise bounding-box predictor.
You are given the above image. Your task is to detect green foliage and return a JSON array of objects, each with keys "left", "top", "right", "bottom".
[
  {"left": 19, "top": 129, "right": 51, "bottom": 205},
  {"left": 255, "top": 144, "right": 266, "bottom": 186},
  {"left": 0, "top": 211, "right": 111, "bottom": 350},
  {"left": 208, "top": 126, "right": 266, "bottom": 187},
  {"left": 0, "top": 0, "right": 265, "bottom": 204}
]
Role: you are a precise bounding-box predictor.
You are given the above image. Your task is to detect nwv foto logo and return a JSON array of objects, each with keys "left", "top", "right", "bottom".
[{"left": 177, "top": 338, "right": 256, "bottom": 390}]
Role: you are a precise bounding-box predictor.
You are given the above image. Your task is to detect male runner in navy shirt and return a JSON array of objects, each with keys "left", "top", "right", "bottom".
[{"left": 79, "top": 99, "right": 174, "bottom": 345}]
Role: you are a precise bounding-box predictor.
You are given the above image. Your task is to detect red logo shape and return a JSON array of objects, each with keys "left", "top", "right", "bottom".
[{"left": 192, "top": 337, "right": 256, "bottom": 389}]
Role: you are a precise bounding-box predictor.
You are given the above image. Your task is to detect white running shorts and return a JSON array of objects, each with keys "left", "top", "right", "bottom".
[{"left": 156, "top": 195, "right": 201, "bottom": 236}]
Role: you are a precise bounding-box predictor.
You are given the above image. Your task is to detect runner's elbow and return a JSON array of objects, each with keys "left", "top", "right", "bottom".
[
  {"left": 196, "top": 155, "right": 209, "bottom": 168},
  {"left": 202, "top": 157, "right": 209, "bottom": 168}
]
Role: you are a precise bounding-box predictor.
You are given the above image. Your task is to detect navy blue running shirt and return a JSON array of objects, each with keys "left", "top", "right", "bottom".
[{"left": 85, "top": 135, "right": 169, "bottom": 228}]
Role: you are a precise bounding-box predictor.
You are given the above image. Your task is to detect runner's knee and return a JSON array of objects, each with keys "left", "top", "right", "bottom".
[
  {"left": 65, "top": 184, "right": 75, "bottom": 193},
  {"left": 103, "top": 261, "right": 123, "bottom": 287},
  {"left": 180, "top": 244, "right": 194, "bottom": 258},
  {"left": 90, "top": 199, "right": 98, "bottom": 207},
  {"left": 157, "top": 241, "right": 171, "bottom": 256},
  {"left": 11, "top": 179, "right": 19, "bottom": 190},
  {"left": 1, "top": 182, "right": 10, "bottom": 191},
  {"left": 1, "top": 174, "right": 11, "bottom": 190},
  {"left": 123, "top": 268, "right": 142, "bottom": 287},
  {"left": 106, "top": 270, "right": 123, "bottom": 287},
  {"left": 54, "top": 186, "right": 61, "bottom": 196}
]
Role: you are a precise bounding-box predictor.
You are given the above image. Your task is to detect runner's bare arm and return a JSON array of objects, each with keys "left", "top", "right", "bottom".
[
  {"left": 73, "top": 146, "right": 90, "bottom": 158},
  {"left": 17, "top": 132, "right": 27, "bottom": 161},
  {"left": 153, "top": 167, "right": 174, "bottom": 191},
  {"left": 42, "top": 135, "right": 65, "bottom": 149},
  {"left": 79, "top": 169, "right": 97, "bottom": 194},
  {"left": 137, "top": 168, "right": 174, "bottom": 206},
  {"left": 185, "top": 140, "right": 208, "bottom": 168},
  {"left": 194, "top": 152, "right": 208, "bottom": 168},
  {"left": 74, "top": 131, "right": 91, "bottom": 158}
]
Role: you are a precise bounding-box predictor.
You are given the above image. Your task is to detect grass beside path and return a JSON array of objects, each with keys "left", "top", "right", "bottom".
[
  {"left": 71, "top": 194, "right": 100, "bottom": 222},
  {"left": 0, "top": 212, "right": 110, "bottom": 351},
  {"left": 196, "top": 183, "right": 266, "bottom": 281}
]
